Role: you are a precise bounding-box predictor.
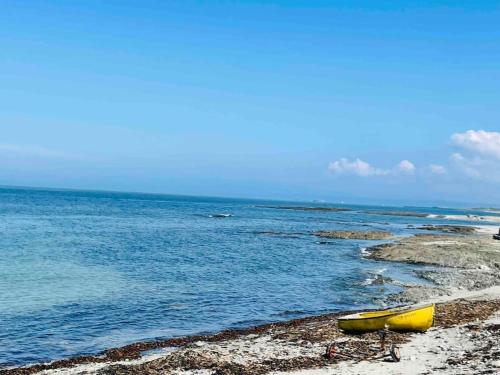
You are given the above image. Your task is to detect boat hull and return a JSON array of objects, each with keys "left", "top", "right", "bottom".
[{"left": 338, "top": 304, "right": 435, "bottom": 333}]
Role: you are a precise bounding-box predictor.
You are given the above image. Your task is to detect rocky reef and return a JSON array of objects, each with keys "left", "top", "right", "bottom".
[
  {"left": 259, "top": 206, "right": 351, "bottom": 212},
  {"left": 417, "top": 224, "right": 476, "bottom": 235},
  {"left": 366, "top": 233, "right": 500, "bottom": 269},
  {"left": 314, "top": 230, "right": 392, "bottom": 240}
]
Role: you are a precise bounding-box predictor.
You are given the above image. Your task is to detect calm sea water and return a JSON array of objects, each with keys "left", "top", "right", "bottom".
[{"left": 0, "top": 187, "right": 491, "bottom": 367}]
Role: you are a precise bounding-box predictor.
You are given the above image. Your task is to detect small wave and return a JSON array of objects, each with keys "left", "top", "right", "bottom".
[
  {"left": 166, "top": 303, "right": 188, "bottom": 310},
  {"left": 361, "top": 278, "right": 375, "bottom": 286},
  {"left": 208, "top": 213, "right": 233, "bottom": 218},
  {"left": 275, "top": 310, "right": 306, "bottom": 317},
  {"left": 362, "top": 273, "right": 390, "bottom": 286}
]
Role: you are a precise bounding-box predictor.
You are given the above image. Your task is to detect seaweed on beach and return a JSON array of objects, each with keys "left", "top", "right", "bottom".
[
  {"left": 434, "top": 299, "right": 500, "bottom": 328},
  {"left": 4, "top": 299, "right": 500, "bottom": 375}
]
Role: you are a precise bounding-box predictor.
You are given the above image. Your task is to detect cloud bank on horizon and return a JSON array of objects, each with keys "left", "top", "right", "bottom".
[
  {"left": 328, "top": 130, "right": 500, "bottom": 182},
  {"left": 1, "top": 129, "right": 500, "bottom": 205}
]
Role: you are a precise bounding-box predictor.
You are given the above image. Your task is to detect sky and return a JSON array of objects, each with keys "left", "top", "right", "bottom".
[{"left": 1, "top": 0, "right": 500, "bottom": 206}]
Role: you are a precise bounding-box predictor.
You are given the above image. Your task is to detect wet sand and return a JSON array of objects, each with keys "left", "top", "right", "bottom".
[{"left": 4, "top": 225, "right": 500, "bottom": 375}]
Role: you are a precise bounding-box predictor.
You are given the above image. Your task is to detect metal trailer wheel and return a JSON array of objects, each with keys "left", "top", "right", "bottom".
[
  {"left": 325, "top": 343, "right": 337, "bottom": 359},
  {"left": 390, "top": 344, "right": 401, "bottom": 362}
]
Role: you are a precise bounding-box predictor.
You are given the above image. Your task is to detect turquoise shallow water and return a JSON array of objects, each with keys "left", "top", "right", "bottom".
[{"left": 0, "top": 187, "right": 493, "bottom": 367}]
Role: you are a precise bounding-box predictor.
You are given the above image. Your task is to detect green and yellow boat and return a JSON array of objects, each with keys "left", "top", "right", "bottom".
[{"left": 338, "top": 303, "right": 435, "bottom": 333}]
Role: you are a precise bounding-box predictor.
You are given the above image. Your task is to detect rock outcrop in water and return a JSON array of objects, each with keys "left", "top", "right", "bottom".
[
  {"left": 314, "top": 230, "right": 392, "bottom": 240},
  {"left": 259, "top": 206, "right": 350, "bottom": 212},
  {"left": 417, "top": 224, "right": 476, "bottom": 235},
  {"left": 364, "top": 210, "right": 429, "bottom": 218},
  {"left": 254, "top": 231, "right": 306, "bottom": 238}
]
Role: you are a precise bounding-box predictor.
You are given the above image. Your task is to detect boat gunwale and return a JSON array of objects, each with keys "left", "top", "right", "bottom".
[{"left": 337, "top": 303, "right": 435, "bottom": 321}]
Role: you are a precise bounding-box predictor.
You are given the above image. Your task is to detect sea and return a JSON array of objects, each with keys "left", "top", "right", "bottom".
[{"left": 0, "top": 187, "right": 495, "bottom": 367}]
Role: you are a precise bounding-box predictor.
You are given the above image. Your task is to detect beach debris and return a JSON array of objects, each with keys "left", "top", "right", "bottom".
[{"left": 324, "top": 343, "right": 338, "bottom": 359}]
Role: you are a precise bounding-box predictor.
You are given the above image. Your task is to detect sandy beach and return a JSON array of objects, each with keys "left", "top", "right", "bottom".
[{"left": 3, "top": 222, "right": 500, "bottom": 375}]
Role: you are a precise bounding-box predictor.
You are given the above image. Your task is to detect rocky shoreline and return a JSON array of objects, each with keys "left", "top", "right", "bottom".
[
  {"left": 4, "top": 297, "right": 499, "bottom": 375},
  {"left": 4, "top": 225, "right": 500, "bottom": 375},
  {"left": 366, "top": 231, "right": 500, "bottom": 269}
]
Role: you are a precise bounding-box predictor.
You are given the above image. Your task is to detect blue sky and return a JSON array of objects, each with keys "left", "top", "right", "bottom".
[{"left": 1, "top": 1, "right": 500, "bottom": 205}]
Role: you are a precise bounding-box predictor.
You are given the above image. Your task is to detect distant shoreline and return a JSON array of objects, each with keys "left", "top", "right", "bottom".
[{"left": 1, "top": 184, "right": 499, "bottom": 210}]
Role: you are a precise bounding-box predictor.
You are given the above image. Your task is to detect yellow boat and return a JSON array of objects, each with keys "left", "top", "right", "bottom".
[{"left": 338, "top": 303, "right": 435, "bottom": 333}]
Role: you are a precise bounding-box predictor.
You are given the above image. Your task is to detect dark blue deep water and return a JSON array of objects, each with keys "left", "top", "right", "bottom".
[{"left": 0, "top": 187, "right": 495, "bottom": 367}]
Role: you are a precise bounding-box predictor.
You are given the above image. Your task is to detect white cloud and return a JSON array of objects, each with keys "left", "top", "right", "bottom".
[
  {"left": 328, "top": 158, "right": 416, "bottom": 177},
  {"left": 327, "top": 130, "right": 500, "bottom": 184},
  {"left": 397, "top": 160, "right": 415, "bottom": 173},
  {"left": 451, "top": 130, "right": 500, "bottom": 160},
  {"left": 328, "top": 158, "right": 389, "bottom": 176},
  {"left": 450, "top": 152, "right": 500, "bottom": 182},
  {"left": 449, "top": 130, "right": 500, "bottom": 180},
  {"left": 428, "top": 164, "right": 446, "bottom": 174}
]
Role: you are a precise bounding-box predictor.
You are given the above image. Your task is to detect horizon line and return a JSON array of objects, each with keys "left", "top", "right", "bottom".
[{"left": 0, "top": 183, "right": 494, "bottom": 210}]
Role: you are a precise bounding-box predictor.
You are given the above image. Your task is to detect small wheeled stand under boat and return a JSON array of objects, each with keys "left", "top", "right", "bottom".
[{"left": 324, "top": 328, "right": 401, "bottom": 362}]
